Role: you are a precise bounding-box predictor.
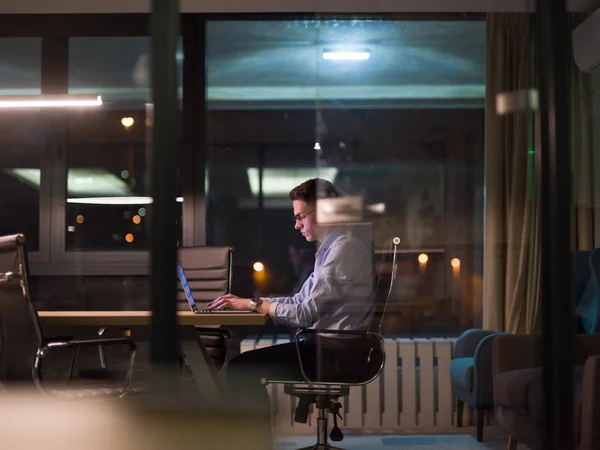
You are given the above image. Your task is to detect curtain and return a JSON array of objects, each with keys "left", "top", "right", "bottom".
[
  {"left": 484, "top": 13, "right": 594, "bottom": 333},
  {"left": 569, "top": 14, "right": 595, "bottom": 251},
  {"left": 483, "top": 13, "right": 540, "bottom": 334}
]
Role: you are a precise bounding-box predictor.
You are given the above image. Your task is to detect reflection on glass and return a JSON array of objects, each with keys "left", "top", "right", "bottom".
[
  {"left": 66, "top": 37, "right": 183, "bottom": 251},
  {"left": 206, "top": 19, "right": 485, "bottom": 336},
  {"left": 0, "top": 38, "right": 42, "bottom": 251}
]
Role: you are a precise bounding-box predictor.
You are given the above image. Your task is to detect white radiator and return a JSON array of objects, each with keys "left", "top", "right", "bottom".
[{"left": 239, "top": 335, "right": 463, "bottom": 434}]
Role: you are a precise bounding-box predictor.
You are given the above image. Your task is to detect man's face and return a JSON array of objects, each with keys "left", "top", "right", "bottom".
[{"left": 293, "top": 200, "right": 318, "bottom": 242}]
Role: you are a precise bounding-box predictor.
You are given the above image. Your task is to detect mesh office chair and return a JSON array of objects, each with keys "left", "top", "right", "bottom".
[
  {"left": 90, "top": 246, "right": 234, "bottom": 377},
  {"left": 263, "top": 237, "right": 400, "bottom": 450},
  {"left": 0, "top": 234, "right": 137, "bottom": 398}
]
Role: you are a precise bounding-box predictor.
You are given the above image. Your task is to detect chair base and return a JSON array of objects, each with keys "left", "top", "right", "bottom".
[{"left": 297, "top": 445, "right": 346, "bottom": 450}]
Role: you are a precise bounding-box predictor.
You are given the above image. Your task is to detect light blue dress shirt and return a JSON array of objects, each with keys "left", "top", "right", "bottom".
[{"left": 268, "top": 226, "right": 374, "bottom": 330}]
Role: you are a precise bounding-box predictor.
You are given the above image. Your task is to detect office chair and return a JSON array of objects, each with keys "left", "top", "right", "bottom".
[
  {"left": 177, "top": 246, "right": 234, "bottom": 370},
  {"left": 0, "top": 234, "right": 137, "bottom": 397},
  {"left": 85, "top": 246, "right": 234, "bottom": 380},
  {"left": 262, "top": 237, "right": 400, "bottom": 450}
]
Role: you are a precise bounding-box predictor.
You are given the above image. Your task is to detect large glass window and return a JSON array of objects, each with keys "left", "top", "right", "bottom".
[
  {"left": 66, "top": 37, "right": 183, "bottom": 251},
  {"left": 206, "top": 19, "right": 485, "bottom": 336},
  {"left": 0, "top": 38, "right": 43, "bottom": 251}
]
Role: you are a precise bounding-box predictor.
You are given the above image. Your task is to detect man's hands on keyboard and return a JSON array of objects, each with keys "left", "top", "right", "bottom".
[{"left": 206, "top": 294, "right": 252, "bottom": 311}]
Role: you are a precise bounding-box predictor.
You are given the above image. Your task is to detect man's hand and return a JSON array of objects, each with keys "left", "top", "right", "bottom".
[{"left": 207, "top": 294, "right": 252, "bottom": 311}]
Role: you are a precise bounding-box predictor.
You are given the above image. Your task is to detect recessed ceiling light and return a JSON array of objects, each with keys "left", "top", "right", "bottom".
[{"left": 322, "top": 50, "right": 370, "bottom": 61}]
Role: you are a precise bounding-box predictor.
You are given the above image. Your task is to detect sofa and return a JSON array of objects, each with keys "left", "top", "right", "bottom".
[{"left": 492, "top": 334, "right": 600, "bottom": 450}]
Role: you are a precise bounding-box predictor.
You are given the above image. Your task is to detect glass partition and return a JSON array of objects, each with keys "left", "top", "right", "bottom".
[
  {"left": 65, "top": 37, "right": 183, "bottom": 251},
  {"left": 206, "top": 18, "right": 486, "bottom": 336},
  {"left": 0, "top": 38, "right": 43, "bottom": 251}
]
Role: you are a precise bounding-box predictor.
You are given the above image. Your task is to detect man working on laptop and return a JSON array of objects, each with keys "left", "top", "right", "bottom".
[{"left": 207, "top": 178, "right": 374, "bottom": 447}]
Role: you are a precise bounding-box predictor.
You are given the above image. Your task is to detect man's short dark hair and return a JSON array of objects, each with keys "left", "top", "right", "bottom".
[{"left": 289, "top": 178, "right": 339, "bottom": 205}]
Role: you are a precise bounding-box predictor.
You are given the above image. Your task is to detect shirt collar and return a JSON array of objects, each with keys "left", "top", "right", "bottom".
[{"left": 316, "top": 226, "right": 345, "bottom": 258}]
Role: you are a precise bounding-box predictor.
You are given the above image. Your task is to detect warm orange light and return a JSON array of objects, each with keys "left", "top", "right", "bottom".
[
  {"left": 76, "top": 215, "right": 84, "bottom": 224},
  {"left": 418, "top": 253, "right": 429, "bottom": 264},
  {"left": 253, "top": 261, "right": 265, "bottom": 272},
  {"left": 125, "top": 233, "right": 134, "bottom": 243},
  {"left": 132, "top": 215, "right": 141, "bottom": 224},
  {"left": 451, "top": 258, "right": 461, "bottom": 268},
  {"left": 121, "top": 116, "right": 134, "bottom": 128}
]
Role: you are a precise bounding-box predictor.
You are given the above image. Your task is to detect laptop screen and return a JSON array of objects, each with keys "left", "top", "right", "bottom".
[{"left": 177, "top": 262, "right": 197, "bottom": 309}]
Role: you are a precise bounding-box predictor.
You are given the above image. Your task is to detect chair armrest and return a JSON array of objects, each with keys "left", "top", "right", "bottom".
[
  {"left": 471, "top": 332, "right": 505, "bottom": 406},
  {"left": 44, "top": 337, "right": 137, "bottom": 351},
  {"left": 292, "top": 328, "right": 384, "bottom": 385},
  {"left": 492, "top": 334, "right": 541, "bottom": 374},
  {"left": 581, "top": 355, "right": 600, "bottom": 450},
  {"left": 454, "top": 329, "right": 502, "bottom": 358},
  {"left": 44, "top": 336, "right": 75, "bottom": 344},
  {"left": 195, "top": 327, "right": 232, "bottom": 339},
  {"left": 294, "top": 328, "right": 371, "bottom": 340},
  {"left": 34, "top": 337, "right": 137, "bottom": 396}
]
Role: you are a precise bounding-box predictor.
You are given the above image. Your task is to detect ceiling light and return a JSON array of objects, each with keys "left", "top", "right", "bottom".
[
  {"left": 322, "top": 50, "right": 370, "bottom": 61},
  {"left": 7, "top": 168, "right": 130, "bottom": 197},
  {"left": 366, "top": 203, "right": 386, "bottom": 214},
  {"left": 66, "top": 196, "right": 183, "bottom": 205},
  {"left": 0, "top": 94, "right": 102, "bottom": 108},
  {"left": 121, "top": 116, "right": 134, "bottom": 128},
  {"left": 67, "top": 196, "right": 154, "bottom": 205},
  {"left": 247, "top": 168, "right": 338, "bottom": 197}
]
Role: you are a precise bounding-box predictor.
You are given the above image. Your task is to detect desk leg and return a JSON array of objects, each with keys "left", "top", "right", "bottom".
[{"left": 179, "top": 329, "right": 226, "bottom": 401}]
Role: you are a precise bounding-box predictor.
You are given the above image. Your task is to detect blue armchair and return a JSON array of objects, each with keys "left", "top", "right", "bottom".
[
  {"left": 575, "top": 248, "right": 600, "bottom": 334},
  {"left": 450, "top": 328, "right": 507, "bottom": 442}
]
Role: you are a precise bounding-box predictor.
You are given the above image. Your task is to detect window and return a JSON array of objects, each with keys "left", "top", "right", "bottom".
[
  {"left": 0, "top": 38, "right": 43, "bottom": 251},
  {"left": 66, "top": 37, "right": 183, "bottom": 251},
  {"left": 206, "top": 19, "right": 485, "bottom": 336}
]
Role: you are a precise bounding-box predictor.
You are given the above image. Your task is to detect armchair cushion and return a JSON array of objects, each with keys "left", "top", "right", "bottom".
[
  {"left": 450, "top": 357, "right": 474, "bottom": 393},
  {"left": 494, "top": 367, "right": 542, "bottom": 415},
  {"left": 494, "top": 366, "right": 584, "bottom": 423}
]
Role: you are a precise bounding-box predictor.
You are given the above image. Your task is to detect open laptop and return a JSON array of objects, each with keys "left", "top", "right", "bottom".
[{"left": 177, "top": 262, "right": 252, "bottom": 314}]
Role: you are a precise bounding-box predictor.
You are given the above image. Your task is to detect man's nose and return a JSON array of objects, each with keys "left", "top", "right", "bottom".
[{"left": 295, "top": 220, "right": 302, "bottom": 230}]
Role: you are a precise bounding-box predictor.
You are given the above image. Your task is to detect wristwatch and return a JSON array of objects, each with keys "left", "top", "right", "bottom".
[{"left": 249, "top": 297, "right": 264, "bottom": 312}]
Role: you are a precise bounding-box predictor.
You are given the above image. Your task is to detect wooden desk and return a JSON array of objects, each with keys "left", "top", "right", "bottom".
[
  {"left": 38, "top": 311, "right": 267, "bottom": 400},
  {"left": 38, "top": 310, "right": 267, "bottom": 327}
]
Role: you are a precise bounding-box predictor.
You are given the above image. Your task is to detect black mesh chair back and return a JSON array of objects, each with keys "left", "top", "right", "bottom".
[{"left": 0, "top": 234, "right": 42, "bottom": 385}]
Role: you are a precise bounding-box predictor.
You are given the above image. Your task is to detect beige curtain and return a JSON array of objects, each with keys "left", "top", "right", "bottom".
[
  {"left": 569, "top": 14, "right": 595, "bottom": 251},
  {"left": 484, "top": 13, "right": 594, "bottom": 334},
  {"left": 483, "top": 13, "right": 541, "bottom": 334}
]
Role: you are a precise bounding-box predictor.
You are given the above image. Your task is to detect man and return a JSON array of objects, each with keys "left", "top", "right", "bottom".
[
  {"left": 207, "top": 178, "right": 373, "bottom": 445},
  {"left": 288, "top": 244, "right": 314, "bottom": 295}
]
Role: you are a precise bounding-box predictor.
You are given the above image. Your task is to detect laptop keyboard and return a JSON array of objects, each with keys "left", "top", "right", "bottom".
[{"left": 197, "top": 309, "right": 253, "bottom": 314}]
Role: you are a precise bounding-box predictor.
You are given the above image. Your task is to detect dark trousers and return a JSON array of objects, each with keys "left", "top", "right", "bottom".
[{"left": 224, "top": 338, "right": 370, "bottom": 447}]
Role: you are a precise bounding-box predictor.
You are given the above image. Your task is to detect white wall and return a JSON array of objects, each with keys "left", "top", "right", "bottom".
[{"left": 0, "top": 0, "right": 598, "bottom": 14}]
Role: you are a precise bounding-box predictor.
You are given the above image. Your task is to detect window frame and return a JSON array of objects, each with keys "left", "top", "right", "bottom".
[
  {"left": 0, "top": 12, "right": 484, "bottom": 276},
  {"left": 0, "top": 14, "right": 203, "bottom": 275}
]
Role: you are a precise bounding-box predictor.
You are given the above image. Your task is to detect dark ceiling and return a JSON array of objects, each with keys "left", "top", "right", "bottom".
[{"left": 0, "top": 19, "right": 485, "bottom": 108}]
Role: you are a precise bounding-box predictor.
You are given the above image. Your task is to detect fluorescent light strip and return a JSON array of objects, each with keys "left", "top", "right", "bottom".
[
  {"left": 67, "top": 196, "right": 183, "bottom": 205},
  {"left": 247, "top": 168, "right": 338, "bottom": 196},
  {"left": 322, "top": 51, "right": 370, "bottom": 61},
  {"left": 0, "top": 94, "right": 102, "bottom": 108}
]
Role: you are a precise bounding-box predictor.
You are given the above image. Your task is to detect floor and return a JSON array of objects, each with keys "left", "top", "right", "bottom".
[{"left": 274, "top": 427, "right": 523, "bottom": 450}]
